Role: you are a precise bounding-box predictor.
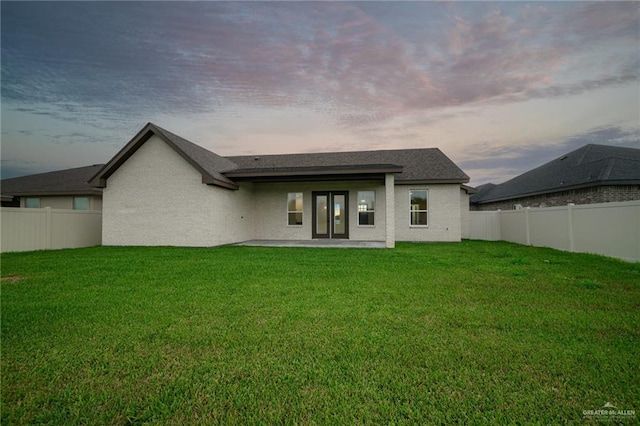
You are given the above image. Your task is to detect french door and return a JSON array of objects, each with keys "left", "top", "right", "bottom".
[{"left": 312, "top": 191, "right": 349, "bottom": 239}]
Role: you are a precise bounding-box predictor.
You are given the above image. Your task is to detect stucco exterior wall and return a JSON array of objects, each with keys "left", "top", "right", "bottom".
[
  {"left": 394, "top": 184, "right": 462, "bottom": 242},
  {"left": 253, "top": 181, "right": 387, "bottom": 241},
  {"left": 102, "top": 135, "right": 254, "bottom": 247}
]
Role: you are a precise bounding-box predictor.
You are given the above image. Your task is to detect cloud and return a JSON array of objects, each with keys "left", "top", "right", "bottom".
[
  {"left": 558, "top": 2, "right": 640, "bottom": 44},
  {"left": 49, "top": 132, "right": 105, "bottom": 145},
  {"left": 422, "top": 3, "right": 638, "bottom": 108},
  {"left": 1, "top": 1, "right": 638, "bottom": 149}
]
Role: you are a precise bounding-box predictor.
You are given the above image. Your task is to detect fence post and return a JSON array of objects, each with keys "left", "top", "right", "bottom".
[
  {"left": 525, "top": 207, "right": 531, "bottom": 245},
  {"left": 45, "top": 207, "right": 52, "bottom": 249},
  {"left": 567, "top": 203, "right": 575, "bottom": 252}
]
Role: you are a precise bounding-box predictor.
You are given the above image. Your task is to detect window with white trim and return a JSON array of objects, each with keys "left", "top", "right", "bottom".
[
  {"left": 410, "top": 190, "right": 428, "bottom": 226},
  {"left": 25, "top": 197, "right": 40, "bottom": 208},
  {"left": 357, "top": 191, "right": 375, "bottom": 226},
  {"left": 287, "top": 192, "right": 303, "bottom": 225}
]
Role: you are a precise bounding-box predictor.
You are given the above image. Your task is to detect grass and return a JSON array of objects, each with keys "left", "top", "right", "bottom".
[{"left": 1, "top": 241, "right": 639, "bottom": 424}]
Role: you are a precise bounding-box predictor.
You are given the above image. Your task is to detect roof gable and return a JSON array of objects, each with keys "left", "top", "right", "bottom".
[
  {"left": 472, "top": 144, "right": 640, "bottom": 204},
  {"left": 89, "top": 123, "right": 239, "bottom": 189}
]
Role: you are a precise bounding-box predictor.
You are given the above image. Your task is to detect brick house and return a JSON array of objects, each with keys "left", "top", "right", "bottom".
[
  {"left": 89, "top": 123, "right": 473, "bottom": 248},
  {"left": 470, "top": 144, "right": 640, "bottom": 211}
]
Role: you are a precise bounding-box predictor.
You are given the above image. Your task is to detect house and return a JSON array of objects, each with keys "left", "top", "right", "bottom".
[
  {"left": 89, "top": 123, "right": 472, "bottom": 248},
  {"left": 1, "top": 165, "right": 104, "bottom": 209},
  {"left": 470, "top": 144, "right": 640, "bottom": 211}
]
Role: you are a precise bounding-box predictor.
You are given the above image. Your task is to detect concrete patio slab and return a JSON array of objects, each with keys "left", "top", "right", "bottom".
[{"left": 234, "top": 239, "right": 386, "bottom": 249}]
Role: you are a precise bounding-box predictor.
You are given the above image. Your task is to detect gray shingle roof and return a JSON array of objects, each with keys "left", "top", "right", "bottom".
[
  {"left": 90, "top": 123, "right": 469, "bottom": 189},
  {"left": 471, "top": 144, "right": 640, "bottom": 204},
  {"left": 1, "top": 165, "right": 104, "bottom": 196},
  {"left": 470, "top": 183, "right": 496, "bottom": 201},
  {"left": 226, "top": 148, "right": 469, "bottom": 183}
]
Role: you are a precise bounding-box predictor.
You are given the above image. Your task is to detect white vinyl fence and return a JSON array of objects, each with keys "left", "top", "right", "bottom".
[
  {"left": 1, "top": 207, "right": 102, "bottom": 253},
  {"left": 470, "top": 200, "right": 640, "bottom": 262}
]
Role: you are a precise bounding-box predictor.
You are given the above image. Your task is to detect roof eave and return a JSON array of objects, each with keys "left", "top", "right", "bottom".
[
  {"left": 461, "top": 184, "right": 478, "bottom": 194},
  {"left": 203, "top": 176, "right": 239, "bottom": 190},
  {"left": 396, "top": 178, "right": 470, "bottom": 185},
  {"left": 1, "top": 189, "right": 103, "bottom": 197}
]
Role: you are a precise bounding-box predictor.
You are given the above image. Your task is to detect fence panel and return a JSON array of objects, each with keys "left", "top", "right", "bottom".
[
  {"left": 528, "top": 207, "right": 570, "bottom": 251},
  {"left": 499, "top": 210, "right": 528, "bottom": 245},
  {"left": 572, "top": 202, "right": 639, "bottom": 262},
  {"left": 1, "top": 207, "right": 102, "bottom": 253},
  {"left": 469, "top": 211, "right": 500, "bottom": 240},
  {"left": 470, "top": 200, "right": 640, "bottom": 262}
]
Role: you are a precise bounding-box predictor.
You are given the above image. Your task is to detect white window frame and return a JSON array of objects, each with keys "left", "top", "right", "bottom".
[
  {"left": 409, "top": 189, "right": 428, "bottom": 227},
  {"left": 357, "top": 190, "right": 375, "bottom": 227},
  {"left": 287, "top": 192, "right": 303, "bottom": 226}
]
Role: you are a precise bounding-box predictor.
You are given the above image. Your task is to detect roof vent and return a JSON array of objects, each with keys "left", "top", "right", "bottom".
[{"left": 254, "top": 157, "right": 260, "bottom": 161}]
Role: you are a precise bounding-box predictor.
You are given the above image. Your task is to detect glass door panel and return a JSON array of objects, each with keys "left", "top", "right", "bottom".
[
  {"left": 316, "top": 195, "right": 328, "bottom": 235},
  {"left": 333, "top": 194, "right": 346, "bottom": 236}
]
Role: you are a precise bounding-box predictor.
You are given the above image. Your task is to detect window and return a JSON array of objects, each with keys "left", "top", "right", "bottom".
[
  {"left": 357, "top": 191, "right": 375, "bottom": 226},
  {"left": 25, "top": 197, "right": 40, "bottom": 208},
  {"left": 287, "top": 192, "right": 303, "bottom": 225},
  {"left": 410, "top": 190, "right": 428, "bottom": 226},
  {"left": 73, "top": 197, "right": 89, "bottom": 210}
]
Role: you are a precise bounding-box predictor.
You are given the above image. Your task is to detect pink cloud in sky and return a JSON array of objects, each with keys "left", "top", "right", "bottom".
[
  {"left": 1, "top": 1, "right": 637, "bottom": 182},
  {"left": 152, "top": 1, "right": 635, "bottom": 136}
]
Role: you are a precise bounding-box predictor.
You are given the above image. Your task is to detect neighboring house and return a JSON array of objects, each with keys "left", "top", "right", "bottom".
[
  {"left": 471, "top": 144, "right": 640, "bottom": 211},
  {"left": 1, "top": 165, "right": 104, "bottom": 210},
  {"left": 89, "top": 123, "right": 472, "bottom": 248}
]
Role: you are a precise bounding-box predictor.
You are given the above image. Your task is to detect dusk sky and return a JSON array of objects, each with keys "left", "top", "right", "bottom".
[{"left": 1, "top": 1, "right": 638, "bottom": 186}]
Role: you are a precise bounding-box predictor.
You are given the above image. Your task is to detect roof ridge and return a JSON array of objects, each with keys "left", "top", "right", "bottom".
[
  {"left": 573, "top": 143, "right": 640, "bottom": 167},
  {"left": 225, "top": 147, "right": 440, "bottom": 159},
  {"left": 574, "top": 144, "right": 593, "bottom": 166},
  {"left": 599, "top": 157, "right": 616, "bottom": 181}
]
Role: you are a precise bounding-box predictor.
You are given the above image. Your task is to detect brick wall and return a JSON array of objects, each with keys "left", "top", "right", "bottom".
[{"left": 471, "top": 185, "right": 640, "bottom": 211}]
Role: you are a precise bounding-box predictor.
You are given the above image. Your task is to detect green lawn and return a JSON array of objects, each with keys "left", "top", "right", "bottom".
[{"left": 1, "top": 241, "right": 639, "bottom": 424}]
